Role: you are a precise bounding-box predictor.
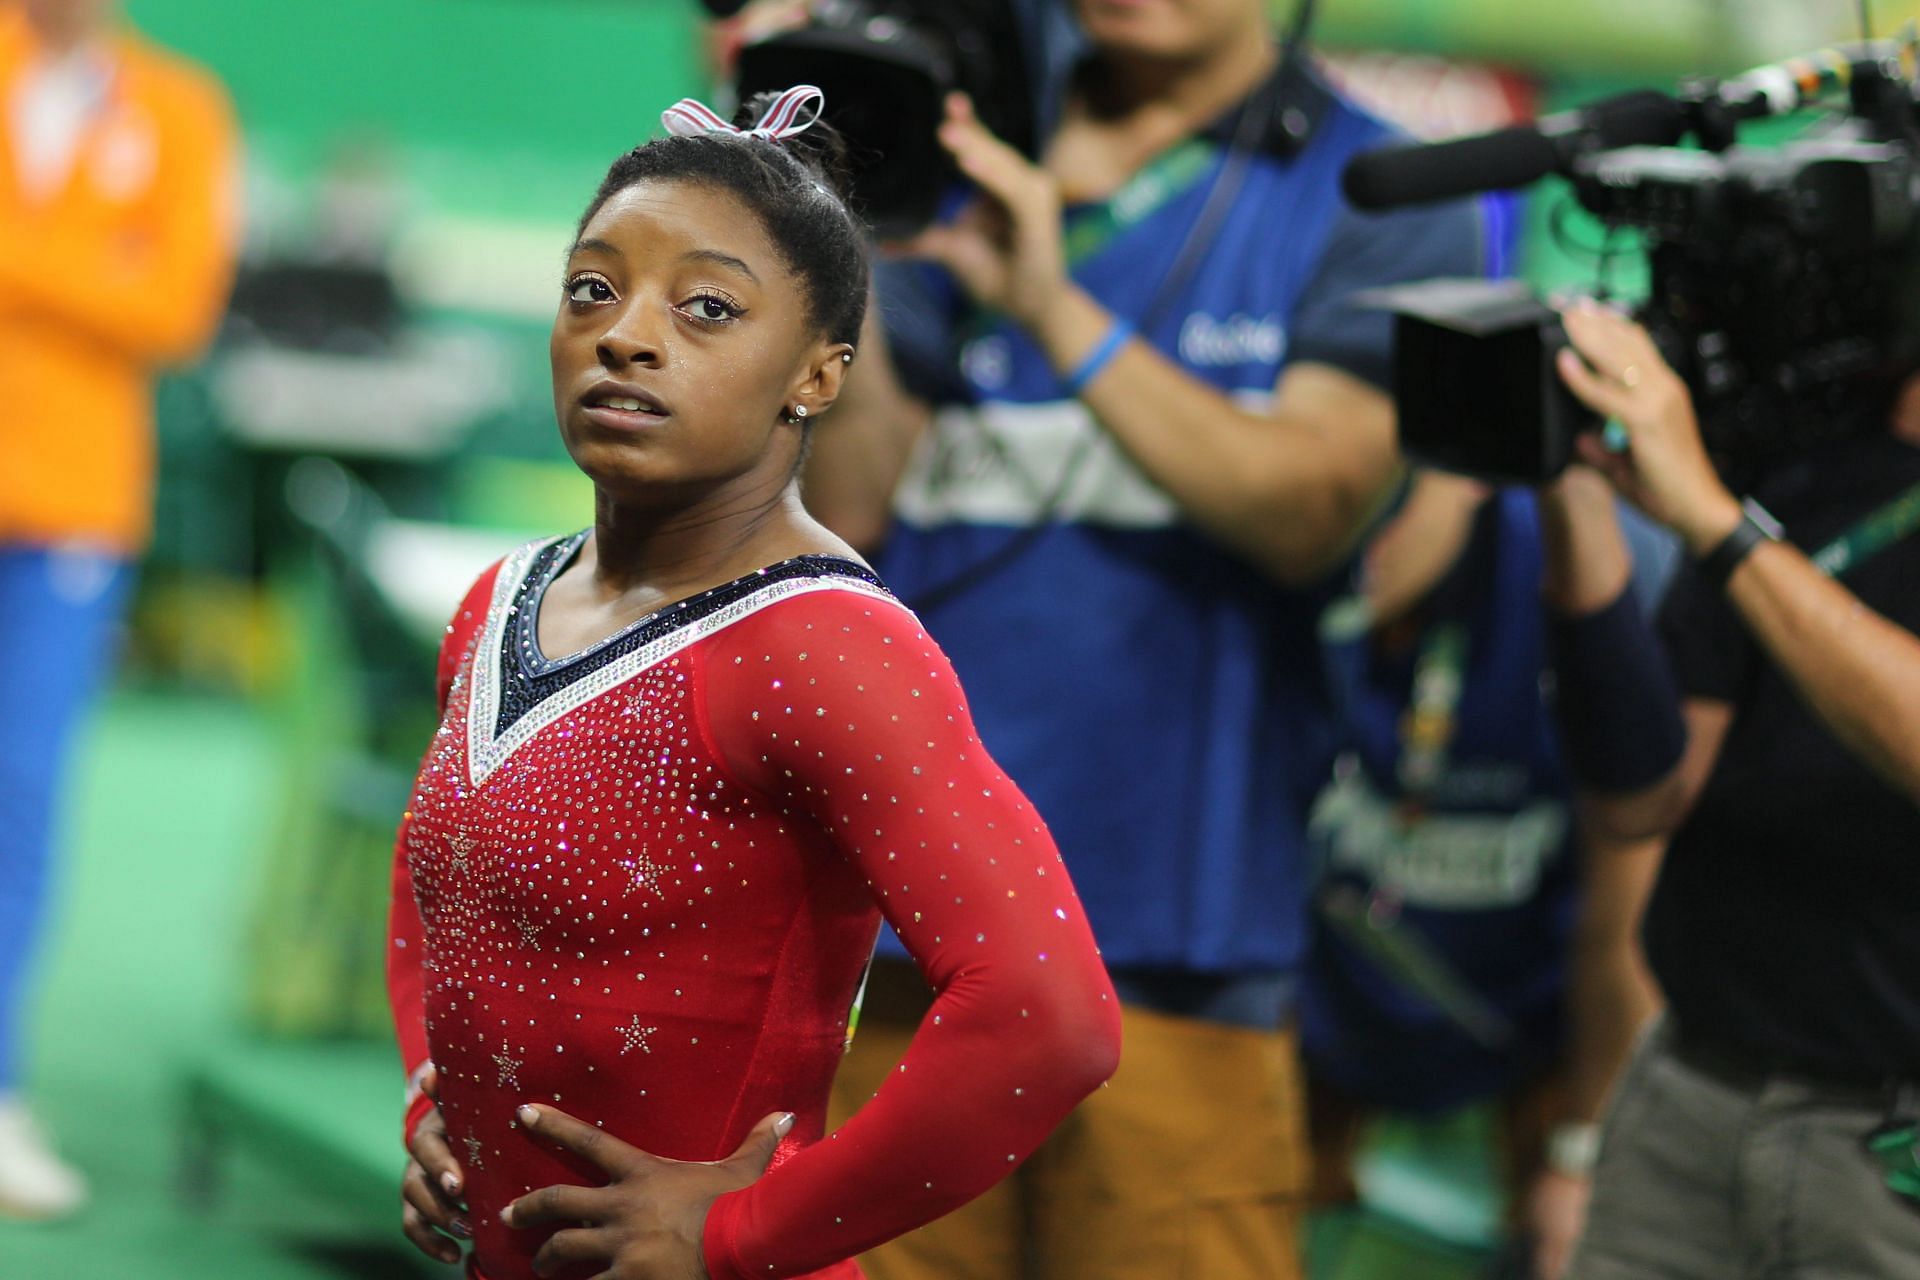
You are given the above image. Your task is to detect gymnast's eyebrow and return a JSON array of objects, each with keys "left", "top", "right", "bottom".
[
  {"left": 681, "top": 248, "right": 760, "bottom": 283},
  {"left": 565, "top": 239, "right": 760, "bottom": 285}
]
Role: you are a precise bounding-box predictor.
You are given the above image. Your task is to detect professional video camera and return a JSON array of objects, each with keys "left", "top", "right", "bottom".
[
  {"left": 695, "top": 0, "right": 1037, "bottom": 238},
  {"left": 1344, "top": 38, "right": 1920, "bottom": 486}
]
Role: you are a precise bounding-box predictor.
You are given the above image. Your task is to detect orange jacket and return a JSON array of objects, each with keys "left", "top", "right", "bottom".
[{"left": 0, "top": 9, "right": 239, "bottom": 552}]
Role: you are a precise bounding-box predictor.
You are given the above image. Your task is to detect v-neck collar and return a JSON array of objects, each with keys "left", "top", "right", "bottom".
[{"left": 462, "top": 537, "right": 891, "bottom": 787}]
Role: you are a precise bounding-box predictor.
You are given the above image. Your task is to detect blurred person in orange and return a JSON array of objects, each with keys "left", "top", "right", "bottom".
[{"left": 0, "top": 0, "right": 237, "bottom": 1219}]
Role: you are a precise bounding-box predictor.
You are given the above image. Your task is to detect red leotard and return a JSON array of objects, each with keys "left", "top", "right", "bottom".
[{"left": 387, "top": 539, "right": 1120, "bottom": 1280}]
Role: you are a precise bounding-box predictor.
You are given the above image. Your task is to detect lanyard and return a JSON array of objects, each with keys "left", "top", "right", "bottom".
[
  {"left": 1396, "top": 622, "right": 1468, "bottom": 805},
  {"left": 1319, "top": 599, "right": 1470, "bottom": 813},
  {"left": 1807, "top": 477, "right": 1920, "bottom": 578},
  {"left": 1059, "top": 138, "right": 1221, "bottom": 268}
]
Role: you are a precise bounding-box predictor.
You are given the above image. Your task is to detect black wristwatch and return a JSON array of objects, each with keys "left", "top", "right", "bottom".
[{"left": 1697, "top": 497, "right": 1784, "bottom": 589}]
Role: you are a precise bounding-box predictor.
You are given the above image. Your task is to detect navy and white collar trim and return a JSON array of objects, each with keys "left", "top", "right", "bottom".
[{"left": 464, "top": 537, "right": 892, "bottom": 787}]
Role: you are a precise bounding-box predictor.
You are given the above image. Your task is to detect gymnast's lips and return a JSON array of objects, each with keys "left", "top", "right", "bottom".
[{"left": 580, "top": 380, "right": 671, "bottom": 428}]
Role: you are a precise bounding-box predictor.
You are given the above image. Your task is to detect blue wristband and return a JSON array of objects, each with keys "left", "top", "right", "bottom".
[{"left": 1062, "top": 317, "right": 1134, "bottom": 397}]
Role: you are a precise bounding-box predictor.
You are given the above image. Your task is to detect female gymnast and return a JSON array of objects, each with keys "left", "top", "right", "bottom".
[{"left": 384, "top": 87, "right": 1122, "bottom": 1280}]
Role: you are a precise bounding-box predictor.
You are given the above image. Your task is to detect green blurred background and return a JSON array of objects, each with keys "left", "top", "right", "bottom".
[{"left": 0, "top": 0, "right": 1885, "bottom": 1276}]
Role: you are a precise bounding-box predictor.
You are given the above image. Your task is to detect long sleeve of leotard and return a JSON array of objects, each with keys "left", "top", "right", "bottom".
[
  {"left": 388, "top": 567, "right": 500, "bottom": 1145},
  {"left": 697, "top": 588, "right": 1122, "bottom": 1280},
  {"left": 388, "top": 818, "right": 435, "bottom": 1144}
]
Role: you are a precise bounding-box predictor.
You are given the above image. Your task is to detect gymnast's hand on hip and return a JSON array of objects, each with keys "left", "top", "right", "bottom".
[
  {"left": 401, "top": 1065, "right": 471, "bottom": 1264},
  {"left": 502, "top": 1103, "right": 795, "bottom": 1279}
]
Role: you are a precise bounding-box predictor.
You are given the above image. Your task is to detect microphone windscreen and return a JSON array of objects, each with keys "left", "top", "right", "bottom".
[{"left": 1343, "top": 126, "right": 1561, "bottom": 210}]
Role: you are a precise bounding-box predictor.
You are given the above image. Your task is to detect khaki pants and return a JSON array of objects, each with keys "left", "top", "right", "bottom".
[{"left": 830, "top": 963, "right": 1310, "bottom": 1280}]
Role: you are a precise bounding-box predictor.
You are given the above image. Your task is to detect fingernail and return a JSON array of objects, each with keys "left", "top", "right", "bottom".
[
  {"left": 499, "top": 1204, "right": 515, "bottom": 1227},
  {"left": 451, "top": 1217, "right": 472, "bottom": 1239},
  {"left": 442, "top": 1172, "right": 461, "bottom": 1196},
  {"left": 517, "top": 1104, "right": 539, "bottom": 1128},
  {"left": 775, "top": 1112, "right": 796, "bottom": 1138}
]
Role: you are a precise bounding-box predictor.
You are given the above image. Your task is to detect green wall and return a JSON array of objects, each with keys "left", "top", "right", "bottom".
[
  {"left": 121, "top": 0, "right": 707, "bottom": 222},
  {"left": 1302, "top": 0, "right": 1834, "bottom": 75}
]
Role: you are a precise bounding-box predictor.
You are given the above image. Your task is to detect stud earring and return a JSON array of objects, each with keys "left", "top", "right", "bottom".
[
  {"left": 792, "top": 404, "right": 809, "bottom": 419},
  {"left": 842, "top": 352, "right": 853, "bottom": 363}
]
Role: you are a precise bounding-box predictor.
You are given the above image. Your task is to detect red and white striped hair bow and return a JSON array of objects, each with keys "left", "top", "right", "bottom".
[{"left": 660, "top": 85, "right": 826, "bottom": 142}]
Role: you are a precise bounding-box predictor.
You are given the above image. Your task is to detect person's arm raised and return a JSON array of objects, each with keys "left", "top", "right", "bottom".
[
  {"left": 1714, "top": 540, "right": 1920, "bottom": 801},
  {"left": 902, "top": 95, "right": 1401, "bottom": 585},
  {"left": 1557, "top": 302, "right": 1920, "bottom": 807},
  {"left": 1535, "top": 465, "right": 1721, "bottom": 840},
  {"left": 1045, "top": 286, "right": 1402, "bottom": 584}
]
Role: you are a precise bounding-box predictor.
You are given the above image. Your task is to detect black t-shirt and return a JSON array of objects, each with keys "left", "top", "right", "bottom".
[{"left": 1650, "top": 431, "right": 1920, "bottom": 1081}]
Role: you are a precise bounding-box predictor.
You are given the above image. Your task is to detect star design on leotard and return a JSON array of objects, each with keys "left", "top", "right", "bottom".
[
  {"left": 617, "top": 1017, "right": 657, "bottom": 1056},
  {"left": 464, "top": 1130, "right": 485, "bottom": 1170},
  {"left": 492, "top": 1045, "right": 522, "bottom": 1090},
  {"left": 515, "top": 915, "right": 543, "bottom": 949},
  {"left": 621, "top": 687, "right": 648, "bottom": 718},
  {"left": 446, "top": 831, "right": 477, "bottom": 876},
  {"left": 623, "top": 852, "right": 667, "bottom": 899}
]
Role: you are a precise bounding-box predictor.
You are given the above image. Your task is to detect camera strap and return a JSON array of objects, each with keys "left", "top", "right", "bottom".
[
  {"left": 1806, "top": 478, "right": 1920, "bottom": 579},
  {"left": 1315, "top": 879, "right": 1517, "bottom": 1050}
]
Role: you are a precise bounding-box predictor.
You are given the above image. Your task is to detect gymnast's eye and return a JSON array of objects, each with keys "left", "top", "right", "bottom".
[
  {"left": 678, "top": 291, "right": 744, "bottom": 325},
  {"left": 565, "top": 274, "right": 615, "bottom": 304}
]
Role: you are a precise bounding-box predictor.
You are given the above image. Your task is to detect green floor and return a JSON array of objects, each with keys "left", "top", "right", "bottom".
[{"left": 0, "top": 693, "right": 430, "bottom": 1279}]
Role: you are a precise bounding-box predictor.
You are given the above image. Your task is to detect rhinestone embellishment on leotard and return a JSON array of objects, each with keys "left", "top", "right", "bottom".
[
  {"left": 617, "top": 1017, "right": 657, "bottom": 1056},
  {"left": 391, "top": 544, "right": 1109, "bottom": 1277}
]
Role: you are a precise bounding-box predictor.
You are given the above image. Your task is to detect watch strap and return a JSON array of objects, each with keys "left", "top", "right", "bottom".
[{"left": 1698, "top": 498, "right": 1784, "bottom": 589}]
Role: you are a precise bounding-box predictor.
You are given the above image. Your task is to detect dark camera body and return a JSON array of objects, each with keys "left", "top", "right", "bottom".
[
  {"left": 1368, "top": 56, "right": 1920, "bottom": 486},
  {"left": 1593, "top": 131, "right": 1920, "bottom": 485},
  {"left": 733, "top": 0, "right": 1037, "bottom": 238}
]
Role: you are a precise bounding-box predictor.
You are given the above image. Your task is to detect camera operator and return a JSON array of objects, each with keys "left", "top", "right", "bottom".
[
  {"left": 1302, "top": 468, "right": 1671, "bottom": 1280},
  {"left": 1538, "top": 299, "right": 1920, "bottom": 1277},
  {"left": 805, "top": 1, "right": 1482, "bottom": 1275}
]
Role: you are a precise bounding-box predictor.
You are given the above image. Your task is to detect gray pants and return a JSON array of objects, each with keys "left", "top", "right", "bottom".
[{"left": 1569, "top": 1019, "right": 1920, "bottom": 1279}]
